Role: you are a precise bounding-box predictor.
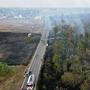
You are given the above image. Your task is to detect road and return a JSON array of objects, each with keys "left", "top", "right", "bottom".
[{"left": 21, "top": 16, "right": 50, "bottom": 90}]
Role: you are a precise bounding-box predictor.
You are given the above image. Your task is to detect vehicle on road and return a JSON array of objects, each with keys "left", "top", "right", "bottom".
[
  {"left": 24, "top": 70, "right": 32, "bottom": 77},
  {"left": 26, "top": 71, "right": 32, "bottom": 77},
  {"left": 26, "top": 74, "right": 35, "bottom": 90},
  {"left": 21, "top": 71, "right": 33, "bottom": 90}
]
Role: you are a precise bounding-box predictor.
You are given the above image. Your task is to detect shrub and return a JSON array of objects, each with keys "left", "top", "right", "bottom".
[{"left": 0, "top": 62, "right": 16, "bottom": 76}]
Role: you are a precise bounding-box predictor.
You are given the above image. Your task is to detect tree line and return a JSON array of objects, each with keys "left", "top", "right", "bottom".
[{"left": 37, "top": 24, "right": 90, "bottom": 90}]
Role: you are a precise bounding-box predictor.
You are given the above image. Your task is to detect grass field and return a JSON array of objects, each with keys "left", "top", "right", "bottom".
[{"left": 0, "top": 65, "right": 26, "bottom": 90}]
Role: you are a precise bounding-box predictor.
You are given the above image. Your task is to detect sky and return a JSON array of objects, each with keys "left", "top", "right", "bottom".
[{"left": 0, "top": 0, "right": 90, "bottom": 8}]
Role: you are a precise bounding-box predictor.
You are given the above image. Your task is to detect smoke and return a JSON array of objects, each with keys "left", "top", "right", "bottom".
[{"left": 73, "top": 18, "right": 85, "bottom": 35}]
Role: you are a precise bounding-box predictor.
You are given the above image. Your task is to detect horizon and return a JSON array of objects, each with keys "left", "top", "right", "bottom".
[{"left": 0, "top": 0, "right": 90, "bottom": 8}]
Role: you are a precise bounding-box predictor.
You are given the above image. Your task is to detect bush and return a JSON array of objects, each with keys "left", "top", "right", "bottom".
[{"left": 0, "top": 62, "right": 16, "bottom": 76}]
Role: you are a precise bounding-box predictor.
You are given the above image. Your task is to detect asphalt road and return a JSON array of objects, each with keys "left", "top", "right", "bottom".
[{"left": 21, "top": 19, "right": 49, "bottom": 90}]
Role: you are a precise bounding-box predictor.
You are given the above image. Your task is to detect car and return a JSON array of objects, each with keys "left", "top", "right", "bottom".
[{"left": 26, "top": 74, "right": 35, "bottom": 90}]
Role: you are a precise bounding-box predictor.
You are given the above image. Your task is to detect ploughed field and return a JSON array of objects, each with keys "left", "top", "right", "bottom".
[{"left": 0, "top": 32, "right": 41, "bottom": 65}]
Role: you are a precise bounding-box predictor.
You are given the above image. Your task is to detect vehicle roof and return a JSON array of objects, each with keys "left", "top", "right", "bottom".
[{"left": 27, "top": 74, "right": 35, "bottom": 85}]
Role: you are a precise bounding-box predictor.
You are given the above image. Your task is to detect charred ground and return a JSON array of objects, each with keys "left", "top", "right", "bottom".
[{"left": 0, "top": 32, "right": 41, "bottom": 65}]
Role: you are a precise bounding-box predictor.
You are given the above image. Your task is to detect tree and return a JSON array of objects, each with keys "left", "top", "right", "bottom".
[
  {"left": 61, "top": 72, "right": 84, "bottom": 88},
  {"left": 80, "top": 80, "right": 90, "bottom": 90},
  {"left": 52, "top": 53, "right": 61, "bottom": 73},
  {"left": 70, "top": 56, "right": 83, "bottom": 74}
]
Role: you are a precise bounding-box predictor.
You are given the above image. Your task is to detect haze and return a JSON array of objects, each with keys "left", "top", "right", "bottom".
[{"left": 0, "top": 0, "right": 90, "bottom": 8}]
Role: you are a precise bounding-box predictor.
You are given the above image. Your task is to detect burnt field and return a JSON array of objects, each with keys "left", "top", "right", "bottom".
[{"left": 0, "top": 32, "right": 41, "bottom": 65}]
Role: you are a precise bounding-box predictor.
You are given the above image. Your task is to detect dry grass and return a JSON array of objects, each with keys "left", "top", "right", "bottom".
[
  {"left": 0, "top": 20, "right": 43, "bottom": 33},
  {"left": 0, "top": 65, "right": 26, "bottom": 90}
]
